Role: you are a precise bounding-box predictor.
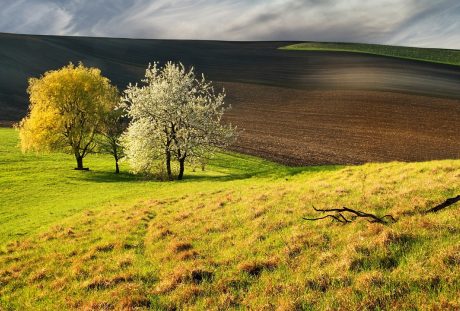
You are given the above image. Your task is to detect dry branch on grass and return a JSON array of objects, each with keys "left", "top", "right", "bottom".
[
  {"left": 425, "top": 195, "right": 460, "bottom": 213},
  {"left": 305, "top": 194, "right": 460, "bottom": 224},
  {"left": 304, "top": 206, "right": 396, "bottom": 224}
]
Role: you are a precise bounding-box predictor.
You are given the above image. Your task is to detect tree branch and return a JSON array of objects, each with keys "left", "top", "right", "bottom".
[
  {"left": 303, "top": 214, "right": 351, "bottom": 224},
  {"left": 425, "top": 195, "right": 460, "bottom": 213},
  {"left": 305, "top": 206, "right": 396, "bottom": 224}
]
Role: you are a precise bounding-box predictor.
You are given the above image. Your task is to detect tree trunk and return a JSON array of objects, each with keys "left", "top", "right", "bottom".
[
  {"left": 165, "top": 150, "right": 173, "bottom": 181},
  {"left": 75, "top": 155, "right": 86, "bottom": 170},
  {"left": 112, "top": 150, "right": 120, "bottom": 174},
  {"left": 115, "top": 159, "right": 120, "bottom": 174},
  {"left": 178, "top": 157, "right": 186, "bottom": 180},
  {"left": 113, "top": 146, "right": 120, "bottom": 174}
]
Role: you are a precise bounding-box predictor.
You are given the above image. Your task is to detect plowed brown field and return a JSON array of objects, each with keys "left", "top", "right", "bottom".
[
  {"left": 1, "top": 34, "right": 459, "bottom": 165},
  {"left": 223, "top": 82, "right": 460, "bottom": 165}
]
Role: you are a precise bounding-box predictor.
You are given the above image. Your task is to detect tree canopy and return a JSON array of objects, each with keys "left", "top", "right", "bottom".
[
  {"left": 122, "top": 62, "right": 235, "bottom": 180},
  {"left": 18, "top": 63, "right": 118, "bottom": 170}
]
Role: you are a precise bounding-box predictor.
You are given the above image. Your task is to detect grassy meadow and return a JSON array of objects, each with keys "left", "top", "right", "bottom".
[
  {"left": 1, "top": 127, "right": 460, "bottom": 310},
  {"left": 281, "top": 42, "right": 460, "bottom": 66}
]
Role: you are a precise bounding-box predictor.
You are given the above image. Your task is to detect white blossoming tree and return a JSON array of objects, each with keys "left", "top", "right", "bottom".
[{"left": 121, "top": 62, "right": 236, "bottom": 180}]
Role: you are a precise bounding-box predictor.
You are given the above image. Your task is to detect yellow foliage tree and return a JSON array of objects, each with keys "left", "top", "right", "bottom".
[{"left": 18, "top": 63, "right": 119, "bottom": 170}]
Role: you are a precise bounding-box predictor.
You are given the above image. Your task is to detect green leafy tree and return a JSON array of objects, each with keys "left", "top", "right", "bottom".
[
  {"left": 18, "top": 63, "right": 119, "bottom": 170},
  {"left": 97, "top": 108, "right": 128, "bottom": 173}
]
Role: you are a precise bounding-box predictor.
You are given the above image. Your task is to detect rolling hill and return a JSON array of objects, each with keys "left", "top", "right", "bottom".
[
  {"left": 1, "top": 127, "right": 459, "bottom": 310},
  {"left": 1, "top": 33, "right": 459, "bottom": 165},
  {"left": 281, "top": 42, "right": 460, "bottom": 66},
  {"left": 1, "top": 34, "right": 460, "bottom": 310}
]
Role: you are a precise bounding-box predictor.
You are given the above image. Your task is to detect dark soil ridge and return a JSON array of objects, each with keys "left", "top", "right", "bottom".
[{"left": 1, "top": 33, "right": 459, "bottom": 165}]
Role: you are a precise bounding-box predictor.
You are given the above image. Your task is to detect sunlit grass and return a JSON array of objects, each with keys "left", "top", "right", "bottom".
[
  {"left": 281, "top": 42, "right": 460, "bottom": 67},
  {"left": 1, "top": 128, "right": 459, "bottom": 310}
]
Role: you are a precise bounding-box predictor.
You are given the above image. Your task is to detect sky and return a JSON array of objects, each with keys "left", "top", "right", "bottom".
[{"left": 1, "top": 0, "right": 459, "bottom": 49}]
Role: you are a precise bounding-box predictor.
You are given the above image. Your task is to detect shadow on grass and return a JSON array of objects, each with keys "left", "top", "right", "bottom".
[
  {"left": 183, "top": 164, "right": 344, "bottom": 182},
  {"left": 79, "top": 163, "right": 344, "bottom": 184},
  {"left": 77, "top": 151, "right": 344, "bottom": 183},
  {"left": 78, "top": 171, "right": 147, "bottom": 183}
]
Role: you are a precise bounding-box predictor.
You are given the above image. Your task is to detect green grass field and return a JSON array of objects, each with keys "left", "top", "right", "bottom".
[
  {"left": 281, "top": 42, "right": 460, "bottom": 66},
  {"left": 1, "top": 127, "right": 459, "bottom": 310}
]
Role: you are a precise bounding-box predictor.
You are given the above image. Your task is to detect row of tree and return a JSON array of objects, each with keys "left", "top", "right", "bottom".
[{"left": 18, "top": 62, "right": 236, "bottom": 180}]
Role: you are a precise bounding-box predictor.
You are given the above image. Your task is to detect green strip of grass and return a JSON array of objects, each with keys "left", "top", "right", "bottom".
[{"left": 280, "top": 42, "right": 460, "bottom": 66}]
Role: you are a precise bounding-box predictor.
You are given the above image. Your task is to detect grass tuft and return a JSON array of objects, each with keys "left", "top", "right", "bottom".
[{"left": 238, "top": 258, "right": 279, "bottom": 277}]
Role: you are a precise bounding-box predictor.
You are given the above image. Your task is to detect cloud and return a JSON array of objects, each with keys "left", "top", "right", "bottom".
[
  {"left": 0, "top": 0, "right": 72, "bottom": 35},
  {"left": 0, "top": 0, "right": 459, "bottom": 49},
  {"left": 386, "top": 0, "right": 460, "bottom": 48}
]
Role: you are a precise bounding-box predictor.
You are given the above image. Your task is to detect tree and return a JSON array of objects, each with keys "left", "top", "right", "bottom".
[
  {"left": 97, "top": 107, "right": 128, "bottom": 173},
  {"left": 18, "top": 63, "right": 119, "bottom": 170},
  {"left": 122, "top": 62, "right": 235, "bottom": 180}
]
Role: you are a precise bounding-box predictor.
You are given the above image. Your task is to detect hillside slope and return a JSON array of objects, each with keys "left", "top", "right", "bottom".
[
  {"left": 1, "top": 33, "right": 459, "bottom": 165},
  {"left": 2, "top": 33, "right": 460, "bottom": 120},
  {"left": 1, "top": 128, "right": 459, "bottom": 310},
  {"left": 281, "top": 42, "right": 460, "bottom": 66}
]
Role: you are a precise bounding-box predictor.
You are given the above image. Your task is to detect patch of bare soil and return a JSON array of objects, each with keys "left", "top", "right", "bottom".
[{"left": 222, "top": 82, "right": 460, "bottom": 165}]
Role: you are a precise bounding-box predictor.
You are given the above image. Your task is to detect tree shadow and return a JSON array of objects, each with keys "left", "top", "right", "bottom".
[
  {"left": 78, "top": 171, "right": 147, "bottom": 183},
  {"left": 77, "top": 158, "right": 344, "bottom": 184},
  {"left": 182, "top": 164, "right": 344, "bottom": 182}
]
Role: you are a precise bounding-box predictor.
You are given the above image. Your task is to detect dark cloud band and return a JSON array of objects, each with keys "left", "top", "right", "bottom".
[{"left": 0, "top": 0, "right": 458, "bottom": 49}]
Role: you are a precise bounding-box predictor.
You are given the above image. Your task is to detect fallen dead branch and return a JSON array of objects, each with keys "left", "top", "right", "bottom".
[
  {"left": 304, "top": 194, "right": 460, "bottom": 224},
  {"left": 304, "top": 206, "right": 396, "bottom": 224},
  {"left": 425, "top": 195, "right": 460, "bottom": 213}
]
